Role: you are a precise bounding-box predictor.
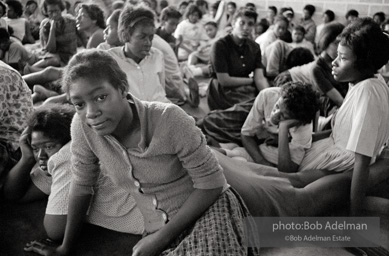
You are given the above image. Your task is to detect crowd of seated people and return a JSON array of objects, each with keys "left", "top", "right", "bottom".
[{"left": 1, "top": 0, "right": 389, "bottom": 255}]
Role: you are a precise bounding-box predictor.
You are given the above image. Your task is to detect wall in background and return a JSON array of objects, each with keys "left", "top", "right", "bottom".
[{"left": 172, "top": 0, "right": 389, "bottom": 25}]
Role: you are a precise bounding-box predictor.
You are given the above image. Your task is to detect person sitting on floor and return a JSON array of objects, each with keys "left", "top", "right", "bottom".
[
  {"left": 5, "top": 0, "right": 35, "bottom": 44},
  {"left": 273, "top": 18, "right": 389, "bottom": 216},
  {"left": 289, "top": 25, "right": 315, "bottom": 56},
  {"left": 240, "top": 82, "right": 319, "bottom": 172},
  {"left": 156, "top": 6, "right": 181, "bottom": 55},
  {"left": 315, "top": 9, "right": 335, "bottom": 54},
  {"left": 0, "top": 1, "right": 8, "bottom": 32},
  {"left": 274, "top": 22, "right": 347, "bottom": 126},
  {"left": 75, "top": 3, "right": 105, "bottom": 49},
  {"left": 97, "top": 9, "right": 122, "bottom": 50},
  {"left": 24, "top": 48, "right": 260, "bottom": 256},
  {"left": 23, "top": 0, "right": 42, "bottom": 40},
  {"left": 24, "top": 0, "right": 77, "bottom": 73},
  {"left": 0, "top": 61, "right": 33, "bottom": 187},
  {"left": 0, "top": 27, "right": 36, "bottom": 73},
  {"left": 299, "top": 4, "right": 316, "bottom": 44},
  {"left": 255, "top": 14, "right": 289, "bottom": 56},
  {"left": 262, "top": 39, "right": 314, "bottom": 82},
  {"left": 187, "top": 21, "right": 221, "bottom": 76},
  {"left": 2, "top": 103, "right": 145, "bottom": 240},
  {"left": 174, "top": 3, "right": 208, "bottom": 61},
  {"left": 201, "top": 46, "right": 314, "bottom": 146},
  {"left": 108, "top": 3, "right": 170, "bottom": 103},
  {"left": 207, "top": 6, "right": 269, "bottom": 111}
]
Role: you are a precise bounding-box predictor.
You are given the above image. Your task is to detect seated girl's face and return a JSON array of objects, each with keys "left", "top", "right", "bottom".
[
  {"left": 188, "top": 11, "right": 200, "bottom": 24},
  {"left": 292, "top": 30, "right": 304, "bottom": 43},
  {"left": 163, "top": 17, "right": 179, "bottom": 35},
  {"left": 274, "top": 20, "right": 288, "bottom": 38},
  {"left": 27, "top": 3, "right": 38, "bottom": 14},
  {"left": 104, "top": 16, "right": 120, "bottom": 46},
  {"left": 31, "top": 131, "right": 64, "bottom": 173},
  {"left": 76, "top": 8, "right": 94, "bottom": 31},
  {"left": 6, "top": 7, "right": 17, "bottom": 19},
  {"left": 46, "top": 4, "right": 63, "bottom": 21},
  {"left": 126, "top": 23, "right": 155, "bottom": 61},
  {"left": 205, "top": 24, "right": 217, "bottom": 39},
  {"left": 269, "top": 97, "right": 294, "bottom": 126},
  {"left": 331, "top": 44, "right": 359, "bottom": 83},
  {"left": 232, "top": 16, "right": 255, "bottom": 40},
  {"left": 69, "top": 78, "right": 128, "bottom": 137}
]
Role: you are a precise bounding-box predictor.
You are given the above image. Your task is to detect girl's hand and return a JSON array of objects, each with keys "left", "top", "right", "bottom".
[
  {"left": 19, "top": 126, "right": 34, "bottom": 160},
  {"left": 132, "top": 232, "right": 168, "bottom": 256},
  {"left": 24, "top": 240, "right": 67, "bottom": 256},
  {"left": 279, "top": 119, "right": 301, "bottom": 129}
]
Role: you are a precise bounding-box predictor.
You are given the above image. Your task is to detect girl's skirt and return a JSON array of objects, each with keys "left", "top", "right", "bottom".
[{"left": 161, "top": 188, "right": 260, "bottom": 256}]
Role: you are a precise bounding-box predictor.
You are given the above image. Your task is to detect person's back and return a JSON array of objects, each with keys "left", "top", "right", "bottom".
[
  {"left": 0, "top": 61, "right": 33, "bottom": 149},
  {"left": 0, "top": 61, "right": 33, "bottom": 181}
]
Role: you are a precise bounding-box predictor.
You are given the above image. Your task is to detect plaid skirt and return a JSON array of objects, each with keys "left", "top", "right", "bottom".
[
  {"left": 160, "top": 188, "right": 260, "bottom": 256},
  {"left": 202, "top": 99, "right": 254, "bottom": 145}
]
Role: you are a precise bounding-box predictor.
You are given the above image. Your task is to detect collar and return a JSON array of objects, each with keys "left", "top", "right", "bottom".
[{"left": 125, "top": 94, "right": 147, "bottom": 151}]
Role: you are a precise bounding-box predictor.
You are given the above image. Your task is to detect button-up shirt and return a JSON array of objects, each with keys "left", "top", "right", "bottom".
[{"left": 108, "top": 46, "right": 170, "bottom": 103}]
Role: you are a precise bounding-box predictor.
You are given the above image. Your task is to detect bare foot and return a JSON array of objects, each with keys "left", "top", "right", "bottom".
[{"left": 32, "top": 85, "right": 59, "bottom": 103}]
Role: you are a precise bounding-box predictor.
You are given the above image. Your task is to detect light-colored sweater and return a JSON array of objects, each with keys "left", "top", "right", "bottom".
[{"left": 70, "top": 95, "right": 227, "bottom": 233}]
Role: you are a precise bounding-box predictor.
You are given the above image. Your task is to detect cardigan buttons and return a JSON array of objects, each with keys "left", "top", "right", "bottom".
[
  {"left": 162, "top": 213, "right": 168, "bottom": 222},
  {"left": 134, "top": 181, "right": 140, "bottom": 187},
  {"left": 153, "top": 198, "right": 157, "bottom": 206}
]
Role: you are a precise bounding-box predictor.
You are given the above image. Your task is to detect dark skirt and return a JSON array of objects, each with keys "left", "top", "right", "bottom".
[
  {"left": 202, "top": 99, "right": 255, "bottom": 145},
  {"left": 207, "top": 78, "right": 257, "bottom": 111}
]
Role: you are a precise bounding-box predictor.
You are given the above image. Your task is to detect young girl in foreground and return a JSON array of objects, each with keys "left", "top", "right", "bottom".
[
  {"left": 26, "top": 49, "right": 259, "bottom": 256},
  {"left": 279, "top": 18, "right": 389, "bottom": 216}
]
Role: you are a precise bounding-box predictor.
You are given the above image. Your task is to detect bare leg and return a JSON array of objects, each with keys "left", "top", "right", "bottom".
[
  {"left": 297, "top": 158, "right": 389, "bottom": 216},
  {"left": 32, "top": 85, "right": 59, "bottom": 104},
  {"left": 32, "top": 57, "right": 61, "bottom": 69},
  {"left": 23, "top": 67, "right": 63, "bottom": 88},
  {"left": 187, "top": 53, "right": 198, "bottom": 66},
  {"left": 278, "top": 169, "right": 334, "bottom": 188},
  {"left": 298, "top": 171, "right": 352, "bottom": 215},
  {"left": 42, "top": 94, "right": 68, "bottom": 105}
]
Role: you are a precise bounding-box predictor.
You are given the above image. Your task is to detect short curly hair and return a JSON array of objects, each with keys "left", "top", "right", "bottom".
[
  {"left": 80, "top": 3, "right": 106, "bottom": 29},
  {"left": 62, "top": 49, "right": 129, "bottom": 96},
  {"left": 317, "top": 22, "right": 344, "bottom": 53},
  {"left": 28, "top": 103, "right": 75, "bottom": 145},
  {"left": 303, "top": 4, "right": 315, "bottom": 17},
  {"left": 286, "top": 47, "right": 314, "bottom": 69},
  {"left": 160, "top": 6, "right": 181, "bottom": 21},
  {"left": 281, "top": 82, "right": 320, "bottom": 125},
  {"left": 42, "top": 0, "right": 65, "bottom": 17},
  {"left": 338, "top": 17, "right": 389, "bottom": 74},
  {"left": 184, "top": 4, "right": 202, "bottom": 20},
  {"left": 324, "top": 10, "right": 335, "bottom": 22},
  {"left": 118, "top": 3, "right": 155, "bottom": 42},
  {"left": 232, "top": 6, "right": 258, "bottom": 24},
  {"left": 6, "top": 0, "right": 23, "bottom": 18}
]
